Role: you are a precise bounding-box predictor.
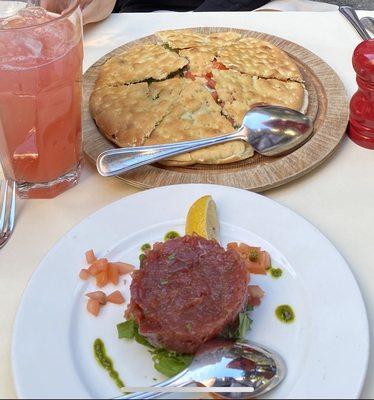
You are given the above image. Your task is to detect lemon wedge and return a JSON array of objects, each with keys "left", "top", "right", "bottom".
[{"left": 185, "top": 195, "right": 220, "bottom": 241}]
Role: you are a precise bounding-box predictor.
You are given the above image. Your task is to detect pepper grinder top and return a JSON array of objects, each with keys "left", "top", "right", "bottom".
[{"left": 349, "top": 39, "right": 374, "bottom": 149}]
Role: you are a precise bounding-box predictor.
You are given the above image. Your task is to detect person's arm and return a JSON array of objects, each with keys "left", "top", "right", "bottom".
[
  {"left": 80, "top": 0, "right": 117, "bottom": 25},
  {"left": 41, "top": 0, "right": 116, "bottom": 25}
]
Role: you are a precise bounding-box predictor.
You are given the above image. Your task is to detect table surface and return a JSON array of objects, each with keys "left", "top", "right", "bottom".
[{"left": 1, "top": 10, "right": 373, "bottom": 399}]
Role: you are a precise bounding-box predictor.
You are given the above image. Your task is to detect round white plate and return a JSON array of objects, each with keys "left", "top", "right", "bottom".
[{"left": 12, "top": 184, "right": 369, "bottom": 399}]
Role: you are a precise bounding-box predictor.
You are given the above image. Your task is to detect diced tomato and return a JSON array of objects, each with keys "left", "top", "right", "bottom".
[
  {"left": 79, "top": 269, "right": 90, "bottom": 280},
  {"left": 87, "top": 299, "right": 101, "bottom": 316},
  {"left": 248, "top": 297, "right": 262, "bottom": 307},
  {"left": 227, "top": 242, "right": 239, "bottom": 251},
  {"left": 107, "top": 291, "right": 125, "bottom": 305},
  {"left": 85, "top": 249, "right": 97, "bottom": 264},
  {"left": 88, "top": 258, "right": 108, "bottom": 276},
  {"left": 212, "top": 60, "right": 228, "bottom": 70},
  {"left": 211, "top": 91, "right": 219, "bottom": 102},
  {"left": 205, "top": 72, "right": 213, "bottom": 79},
  {"left": 184, "top": 71, "right": 196, "bottom": 80},
  {"left": 112, "top": 262, "right": 135, "bottom": 276},
  {"left": 108, "top": 263, "right": 119, "bottom": 285},
  {"left": 238, "top": 243, "right": 252, "bottom": 254},
  {"left": 248, "top": 285, "right": 265, "bottom": 299},
  {"left": 227, "top": 242, "right": 269, "bottom": 275},
  {"left": 206, "top": 78, "right": 216, "bottom": 89},
  {"left": 248, "top": 285, "right": 265, "bottom": 307},
  {"left": 258, "top": 251, "right": 271, "bottom": 270},
  {"left": 96, "top": 268, "right": 109, "bottom": 288},
  {"left": 246, "top": 261, "right": 267, "bottom": 275},
  {"left": 86, "top": 291, "right": 107, "bottom": 305}
]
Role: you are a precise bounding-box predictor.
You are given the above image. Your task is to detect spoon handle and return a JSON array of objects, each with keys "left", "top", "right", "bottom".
[
  {"left": 115, "top": 374, "right": 193, "bottom": 399},
  {"left": 96, "top": 130, "right": 243, "bottom": 177},
  {"left": 339, "top": 6, "right": 371, "bottom": 40}
]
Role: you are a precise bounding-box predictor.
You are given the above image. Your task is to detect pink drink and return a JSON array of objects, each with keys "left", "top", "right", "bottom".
[{"left": 0, "top": 4, "right": 83, "bottom": 198}]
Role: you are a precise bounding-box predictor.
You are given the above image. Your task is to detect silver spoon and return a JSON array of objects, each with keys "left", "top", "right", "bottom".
[
  {"left": 96, "top": 105, "right": 313, "bottom": 177},
  {"left": 117, "top": 338, "right": 286, "bottom": 399},
  {"left": 339, "top": 6, "right": 371, "bottom": 41}
]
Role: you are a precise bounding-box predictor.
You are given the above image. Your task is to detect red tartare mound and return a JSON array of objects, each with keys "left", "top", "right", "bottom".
[{"left": 126, "top": 235, "right": 249, "bottom": 354}]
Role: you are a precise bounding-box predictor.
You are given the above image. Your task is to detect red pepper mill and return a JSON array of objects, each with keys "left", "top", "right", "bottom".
[{"left": 349, "top": 39, "right": 374, "bottom": 149}]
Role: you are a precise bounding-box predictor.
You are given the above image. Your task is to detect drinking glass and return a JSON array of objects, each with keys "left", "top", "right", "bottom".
[{"left": 0, "top": 0, "right": 83, "bottom": 198}]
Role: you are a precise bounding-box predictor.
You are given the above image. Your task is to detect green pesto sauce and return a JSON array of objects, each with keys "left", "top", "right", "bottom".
[
  {"left": 139, "top": 253, "right": 145, "bottom": 263},
  {"left": 249, "top": 249, "right": 259, "bottom": 262},
  {"left": 93, "top": 338, "right": 124, "bottom": 389},
  {"left": 164, "top": 231, "right": 180, "bottom": 241},
  {"left": 275, "top": 305, "right": 295, "bottom": 323},
  {"left": 270, "top": 267, "right": 283, "bottom": 278},
  {"left": 141, "top": 243, "right": 151, "bottom": 252}
]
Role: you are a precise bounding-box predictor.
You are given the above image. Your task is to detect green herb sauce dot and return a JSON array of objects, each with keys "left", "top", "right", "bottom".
[
  {"left": 249, "top": 249, "right": 258, "bottom": 262},
  {"left": 270, "top": 267, "right": 283, "bottom": 278},
  {"left": 164, "top": 231, "right": 180, "bottom": 241},
  {"left": 141, "top": 243, "right": 151, "bottom": 252},
  {"left": 275, "top": 305, "right": 295, "bottom": 323}
]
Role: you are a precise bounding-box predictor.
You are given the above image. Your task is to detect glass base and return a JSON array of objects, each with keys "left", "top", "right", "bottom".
[{"left": 16, "top": 161, "right": 82, "bottom": 199}]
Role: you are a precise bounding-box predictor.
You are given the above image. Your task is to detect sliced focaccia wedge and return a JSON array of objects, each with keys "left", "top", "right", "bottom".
[{"left": 95, "top": 44, "right": 188, "bottom": 88}]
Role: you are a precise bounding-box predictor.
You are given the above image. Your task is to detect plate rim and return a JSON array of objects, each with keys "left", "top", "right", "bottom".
[{"left": 12, "top": 184, "right": 369, "bottom": 399}]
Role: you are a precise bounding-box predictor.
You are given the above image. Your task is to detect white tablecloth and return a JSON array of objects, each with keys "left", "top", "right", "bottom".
[{"left": 1, "top": 10, "right": 373, "bottom": 399}]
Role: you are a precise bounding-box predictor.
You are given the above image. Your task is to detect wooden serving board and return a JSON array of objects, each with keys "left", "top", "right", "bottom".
[{"left": 83, "top": 27, "right": 349, "bottom": 192}]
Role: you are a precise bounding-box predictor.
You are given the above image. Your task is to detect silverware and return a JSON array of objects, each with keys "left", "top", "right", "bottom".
[
  {"left": 97, "top": 105, "right": 313, "bottom": 177},
  {"left": 117, "top": 338, "right": 286, "bottom": 399},
  {"left": 360, "top": 17, "right": 374, "bottom": 36},
  {"left": 339, "top": 6, "right": 371, "bottom": 41},
  {"left": 0, "top": 179, "right": 16, "bottom": 249}
]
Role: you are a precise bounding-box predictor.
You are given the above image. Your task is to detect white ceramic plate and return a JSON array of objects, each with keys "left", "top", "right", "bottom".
[{"left": 12, "top": 184, "right": 369, "bottom": 399}]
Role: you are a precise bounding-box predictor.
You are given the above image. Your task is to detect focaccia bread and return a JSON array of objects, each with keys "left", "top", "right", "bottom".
[
  {"left": 212, "top": 69, "right": 306, "bottom": 126},
  {"left": 95, "top": 44, "right": 188, "bottom": 88},
  {"left": 90, "top": 78, "right": 186, "bottom": 146},
  {"left": 156, "top": 30, "right": 207, "bottom": 49},
  {"left": 179, "top": 47, "right": 217, "bottom": 76},
  {"left": 159, "top": 141, "right": 254, "bottom": 166},
  {"left": 90, "top": 29, "right": 306, "bottom": 167},
  {"left": 216, "top": 38, "right": 303, "bottom": 82},
  {"left": 144, "top": 80, "right": 254, "bottom": 165},
  {"left": 156, "top": 30, "right": 242, "bottom": 49}
]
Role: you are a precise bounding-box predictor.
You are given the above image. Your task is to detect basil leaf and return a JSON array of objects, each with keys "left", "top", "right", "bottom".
[
  {"left": 246, "top": 304, "right": 254, "bottom": 312},
  {"left": 117, "top": 319, "right": 192, "bottom": 377},
  {"left": 134, "top": 329, "right": 153, "bottom": 348},
  {"left": 238, "top": 312, "right": 253, "bottom": 339},
  {"left": 219, "top": 310, "right": 253, "bottom": 340},
  {"left": 117, "top": 320, "right": 136, "bottom": 339},
  {"left": 151, "top": 349, "right": 193, "bottom": 378}
]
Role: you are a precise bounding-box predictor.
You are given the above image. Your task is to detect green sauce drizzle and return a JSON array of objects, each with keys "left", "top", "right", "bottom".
[
  {"left": 249, "top": 249, "right": 259, "bottom": 262},
  {"left": 164, "top": 231, "right": 180, "bottom": 241},
  {"left": 275, "top": 305, "right": 295, "bottom": 323},
  {"left": 270, "top": 267, "right": 283, "bottom": 278},
  {"left": 141, "top": 243, "right": 151, "bottom": 252},
  {"left": 93, "top": 338, "right": 124, "bottom": 389}
]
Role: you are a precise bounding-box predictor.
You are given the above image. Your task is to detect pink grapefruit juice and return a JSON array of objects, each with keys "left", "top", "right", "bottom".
[{"left": 0, "top": 6, "right": 83, "bottom": 198}]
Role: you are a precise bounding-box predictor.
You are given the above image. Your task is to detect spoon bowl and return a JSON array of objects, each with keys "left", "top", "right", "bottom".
[
  {"left": 97, "top": 105, "right": 313, "bottom": 177},
  {"left": 117, "top": 339, "right": 286, "bottom": 399}
]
